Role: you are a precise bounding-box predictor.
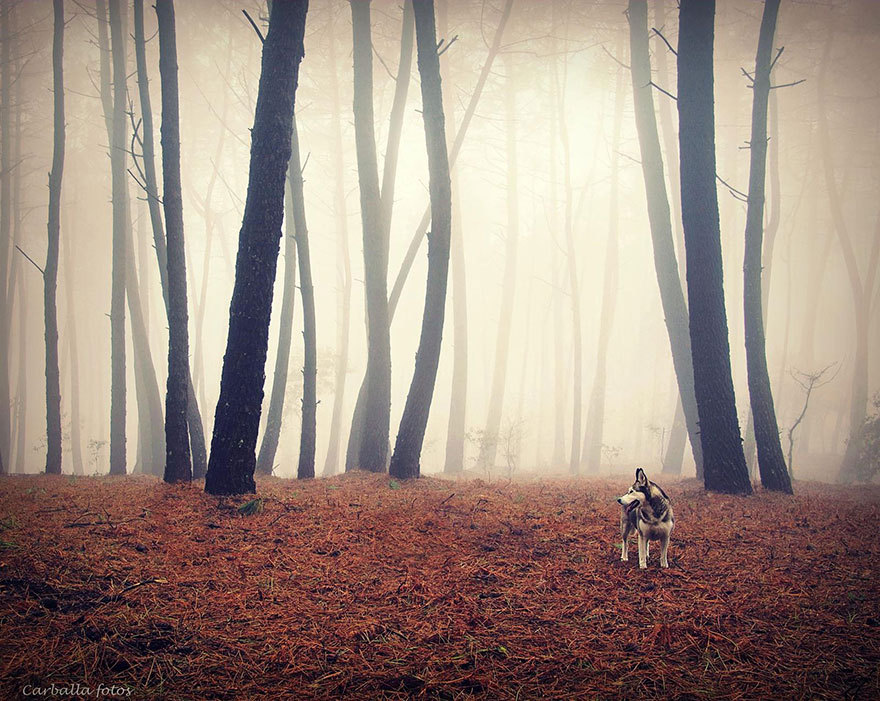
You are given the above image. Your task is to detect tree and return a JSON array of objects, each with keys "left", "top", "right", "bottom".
[
  {"left": 677, "top": 0, "right": 751, "bottom": 494},
  {"left": 388, "top": 0, "right": 451, "bottom": 479},
  {"left": 108, "top": 0, "right": 128, "bottom": 475},
  {"left": 43, "top": 0, "right": 65, "bottom": 475},
  {"left": 475, "top": 52, "right": 519, "bottom": 473},
  {"left": 344, "top": 0, "right": 413, "bottom": 473},
  {"left": 156, "top": 0, "right": 191, "bottom": 483},
  {"left": 348, "top": 0, "right": 392, "bottom": 473},
  {"left": 742, "top": 0, "right": 791, "bottom": 494},
  {"left": 290, "top": 120, "right": 317, "bottom": 480},
  {"left": 627, "top": 0, "right": 704, "bottom": 479},
  {"left": 255, "top": 168, "right": 297, "bottom": 478},
  {"left": 0, "top": 3, "right": 14, "bottom": 475},
  {"left": 204, "top": 0, "right": 308, "bottom": 496},
  {"left": 133, "top": 0, "right": 207, "bottom": 478}
]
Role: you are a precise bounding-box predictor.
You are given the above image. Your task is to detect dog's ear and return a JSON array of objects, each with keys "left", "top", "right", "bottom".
[{"left": 635, "top": 467, "right": 647, "bottom": 485}]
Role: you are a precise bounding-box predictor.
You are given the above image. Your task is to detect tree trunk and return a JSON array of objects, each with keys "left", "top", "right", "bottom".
[
  {"left": 476, "top": 52, "right": 518, "bottom": 473},
  {"left": 628, "top": 0, "right": 704, "bottom": 480},
  {"left": 291, "top": 122, "right": 317, "bottom": 480},
  {"left": 134, "top": 0, "right": 207, "bottom": 479},
  {"left": 389, "top": 0, "right": 451, "bottom": 480},
  {"left": 255, "top": 173, "right": 296, "bottom": 477},
  {"left": 349, "top": 0, "right": 391, "bottom": 474},
  {"left": 322, "top": 6, "right": 352, "bottom": 477},
  {"left": 583, "top": 48, "right": 624, "bottom": 473},
  {"left": 0, "top": 3, "right": 13, "bottom": 474},
  {"left": 43, "top": 0, "right": 65, "bottom": 475},
  {"left": 62, "top": 230, "right": 84, "bottom": 475},
  {"left": 742, "top": 0, "right": 791, "bottom": 494},
  {"left": 108, "top": 0, "right": 128, "bottom": 475},
  {"left": 677, "top": 0, "right": 751, "bottom": 494},
  {"left": 204, "top": 0, "right": 308, "bottom": 496},
  {"left": 344, "top": 1, "right": 412, "bottom": 472},
  {"left": 156, "top": 0, "right": 192, "bottom": 483}
]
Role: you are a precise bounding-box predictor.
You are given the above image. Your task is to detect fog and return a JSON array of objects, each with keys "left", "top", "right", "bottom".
[{"left": 3, "top": 0, "right": 879, "bottom": 482}]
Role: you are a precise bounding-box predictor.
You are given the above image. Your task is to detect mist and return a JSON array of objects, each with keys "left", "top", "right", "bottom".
[{"left": 2, "top": 0, "right": 878, "bottom": 484}]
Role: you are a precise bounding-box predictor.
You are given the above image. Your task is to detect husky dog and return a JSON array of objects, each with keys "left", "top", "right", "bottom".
[{"left": 617, "top": 468, "right": 674, "bottom": 569}]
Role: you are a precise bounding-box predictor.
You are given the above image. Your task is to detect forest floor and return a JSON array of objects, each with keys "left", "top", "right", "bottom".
[{"left": 0, "top": 471, "right": 878, "bottom": 700}]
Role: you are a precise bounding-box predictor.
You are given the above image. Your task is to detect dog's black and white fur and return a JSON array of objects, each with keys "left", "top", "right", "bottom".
[{"left": 617, "top": 468, "right": 674, "bottom": 569}]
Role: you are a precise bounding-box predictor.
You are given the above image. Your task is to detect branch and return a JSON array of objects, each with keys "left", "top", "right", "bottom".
[
  {"left": 15, "top": 245, "right": 44, "bottom": 275},
  {"left": 601, "top": 44, "right": 630, "bottom": 70},
  {"left": 242, "top": 9, "right": 264, "bottom": 44},
  {"left": 651, "top": 27, "right": 677, "bottom": 57},
  {"left": 437, "top": 34, "right": 458, "bottom": 58},
  {"left": 770, "top": 79, "right": 806, "bottom": 90},
  {"left": 769, "top": 45, "right": 785, "bottom": 72},
  {"left": 649, "top": 81, "right": 677, "bottom": 102},
  {"left": 716, "top": 173, "right": 748, "bottom": 202}
]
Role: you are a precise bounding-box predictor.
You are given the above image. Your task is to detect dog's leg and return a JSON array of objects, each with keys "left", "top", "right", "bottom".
[
  {"left": 660, "top": 533, "right": 670, "bottom": 568},
  {"left": 620, "top": 521, "right": 629, "bottom": 561},
  {"left": 645, "top": 541, "right": 650, "bottom": 560},
  {"left": 638, "top": 533, "right": 647, "bottom": 569}
]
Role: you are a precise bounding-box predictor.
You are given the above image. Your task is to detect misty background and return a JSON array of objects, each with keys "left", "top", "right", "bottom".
[{"left": 2, "top": 0, "right": 878, "bottom": 480}]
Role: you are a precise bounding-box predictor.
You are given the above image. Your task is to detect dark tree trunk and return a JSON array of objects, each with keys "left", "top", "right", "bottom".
[
  {"left": 476, "top": 52, "right": 518, "bottom": 473},
  {"left": 108, "top": 0, "right": 128, "bottom": 475},
  {"left": 204, "top": 0, "right": 308, "bottom": 496},
  {"left": 322, "top": 7, "right": 352, "bottom": 477},
  {"left": 628, "top": 0, "right": 704, "bottom": 478},
  {"left": 345, "top": 0, "right": 412, "bottom": 472},
  {"left": 677, "top": 0, "right": 751, "bottom": 494},
  {"left": 134, "top": 0, "right": 207, "bottom": 479},
  {"left": 255, "top": 173, "right": 296, "bottom": 477},
  {"left": 583, "top": 52, "right": 623, "bottom": 473},
  {"left": 157, "top": 0, "right": 192, "bottom": 484},
  {"left": 349, "top": 0, "right": 391, "bottom": 474},
  {"left": 389, "top": 0, "right": 451, "bottom": 480},
  {"left": 44, "top": 0, "right": 65, "bottom": 475},
  {"left": 742, "top": 0, "right": 791, "bottom": 494},
  {"left": 291, "top": 121, "right": 317, "bottom": 480}
]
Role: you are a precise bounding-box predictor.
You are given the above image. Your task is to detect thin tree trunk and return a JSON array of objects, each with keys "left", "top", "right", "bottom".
[
  {"left": 349, "top": 0, "right": 391, "bottom": 474},
  {"left": 291, "top": 122, "right": 317, "bottom": 480},
  {"left": 476, "top": 53, "right": 518, "bottom": 473},
  {"left": 628, "top": 0, "right": 704, "bottom": 480},
  {"left": 157, "top": 0, "right": 191, "bottom": 483},
  {"left": 108, "top": 0, "right": 128, "bottom": 475},
  {"left": 205, "top": 0, "right": 308, "bottom": 496},
  {"left": 256, "top": 174, "right": 296, "bottom": 478},
  {"left": 583, "top": 52, "right": 624, "bottom": 473},
  {"left": 0, "top": 3, "right": 13, "bottom": 474},
  {"left": 345, "top": 0, "right": 413, "bottom": 472},
  {"left": 43, "top": 0, "right": 65, "bottom": 475},
  {"left": 678, "top": 0, "right": 751, "bottom": 494},
  {"left": 322, "top": 6, "right": 352, "bottom": 477},
  {"left": 62, "top": 229, "right": 83, "bottom": 475},
  {"left": 742, "top": 0, "right": 791, "bottom": 494},
  {"left": 13, "top": 274, "right": 25, "bottom": 473},
  {"left": 389, "top": 0, "right": 451, "bottom": 480}
]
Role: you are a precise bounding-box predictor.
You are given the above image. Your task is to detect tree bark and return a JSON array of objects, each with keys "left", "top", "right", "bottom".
[
  {"left": 677, "top": 0, "right": 751, "bottom": 494},
  {"left": 628, "top": 0, "right": 704, "bottom": 480},
  {"left": 108, "top": 0, "right": 128, "bottom": 475},
  {"left": 291, "top": 121, "right": 317, "bottom": 480},
  {"left": 43, "top": 0, "right": 65, "bottom": 475},
  {"left": 255, "top": 172, "right": 296, "bottom": 478},
  {"left": 156, "top": 0, "right": 192, "bottom": 483},
  {"left": 349, "top": 0, "right": 391, "bottom": 474},
  {"left": 476, "top": 52, "right": 518, "bottom": 473},
  {"left": 742, "top": 0, "right": 791, "bottom": 494},
  {"left": 204, "top": 0, "right": 308, "bottom": 496},
  {"left": 62, "top": 229, "right": 84, "bottom": 475},
  {"left": 322, "top": 7, "right": 352, "bottom": 477},
  {"left": 389, "top": 0, "right": 451, "bottom": 480}
]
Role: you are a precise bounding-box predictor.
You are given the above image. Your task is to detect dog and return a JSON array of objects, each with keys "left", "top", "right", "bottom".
[{"left": 617, "top": 468, "right": 674, "bottom": 569}]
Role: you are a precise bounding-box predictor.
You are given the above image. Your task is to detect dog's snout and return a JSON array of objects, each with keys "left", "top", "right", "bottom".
[{"left": 616, "top": 498, "right": 623, "bottom": 504}]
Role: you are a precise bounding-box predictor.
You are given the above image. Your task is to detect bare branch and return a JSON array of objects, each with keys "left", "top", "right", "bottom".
[
  {"left": 242, "top": 9, "right": 264, "bottom": 44},
  {"left": 716, "top": 173, "right": 748, "bottom": 202},
  {"left": 770, "top": 79, "right": 806, "bottom": 90},
  {"left": 649, "top": 81, "right": 677, "bottom": 102},
  {"left": 651, "top": 27, "right": 677, "bottom": 57},
  {"left": 15, "top": 244, "right": 44, "bottom": 275}
]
